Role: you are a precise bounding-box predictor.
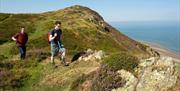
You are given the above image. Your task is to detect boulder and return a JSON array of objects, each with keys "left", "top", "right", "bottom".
[
  {"left": 112, "top": 69, "right": 138, "bottom": 91},
  {"left": 136, "top": 57, "right": 177, "bottom": 91},
  {"left": 112, "top": 57, "right": 177, "bottom": 91},
  {"left": 78, "top": 49, "right": 105, "bottom": 61}
]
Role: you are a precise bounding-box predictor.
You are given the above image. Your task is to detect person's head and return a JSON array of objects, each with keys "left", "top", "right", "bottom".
[
  {"left": 20, "top": 27, "right": 25, "bottom": 34},
  {"left": 54, "top": 21, "right": 61, "bottom": 29}
]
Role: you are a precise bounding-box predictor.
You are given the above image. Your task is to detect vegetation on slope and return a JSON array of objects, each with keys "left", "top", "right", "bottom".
[
  {"left": 0, "top": 5, "right": 150, "bottom": 90},
  {"left": 103, "top": 52, "right": 139, "bottom": 72},
  {"left": 0, "top": 5, "right": 149, "bottom": 58}
]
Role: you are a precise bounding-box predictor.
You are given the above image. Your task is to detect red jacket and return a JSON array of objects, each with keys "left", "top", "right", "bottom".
[{"left": 13, "top": 32, "right": 28, "bottom": 47}]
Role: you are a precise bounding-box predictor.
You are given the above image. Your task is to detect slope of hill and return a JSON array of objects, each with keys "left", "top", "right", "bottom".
[
  {"left": 0, "top": 5, "right": 150, "bottom": 58},
  {"left": 0, "top": 5, "right": 174, "bottom": 91}
]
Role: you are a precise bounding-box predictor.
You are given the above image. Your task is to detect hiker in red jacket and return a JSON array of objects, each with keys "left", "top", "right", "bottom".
[{"left": 12, "top": 27, "right": 28, "bottom": 60}]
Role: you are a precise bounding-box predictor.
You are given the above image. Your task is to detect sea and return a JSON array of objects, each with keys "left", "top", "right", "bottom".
[{"left": 110, "top": 21, "right": 180, "bottom": 54}]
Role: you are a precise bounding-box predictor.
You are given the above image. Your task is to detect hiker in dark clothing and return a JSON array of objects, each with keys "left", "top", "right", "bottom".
[
  {"left": 12, "top": 27, "right": 28, "bottom": 60},
  {"left": 49, "top": 21, "right": 67, "bottom": 66}
]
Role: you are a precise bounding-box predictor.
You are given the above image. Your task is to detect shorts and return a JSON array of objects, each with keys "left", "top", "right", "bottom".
[{"left": 51, "top": 43, "right": 65, "bottom": 57}]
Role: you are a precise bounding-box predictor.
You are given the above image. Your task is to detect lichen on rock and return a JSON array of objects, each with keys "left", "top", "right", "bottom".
[
  {"left": 113, "top": 56, "right": 178, "bottom": 91},
  {"left": 78, "top": 49, "right": 105, "bottom": 61},
  {"left": 136, "top": 57, "right": 177, "bottom": 91}
]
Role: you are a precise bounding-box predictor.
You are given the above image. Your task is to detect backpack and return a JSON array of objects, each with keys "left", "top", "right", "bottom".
[{"left": 48, "top": 30, "right": 54, "bottom": 43}]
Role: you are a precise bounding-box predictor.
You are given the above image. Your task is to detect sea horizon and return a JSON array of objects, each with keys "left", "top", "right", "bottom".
[{"left": 110, "top": 21, "right": 180, "bottom": 54}]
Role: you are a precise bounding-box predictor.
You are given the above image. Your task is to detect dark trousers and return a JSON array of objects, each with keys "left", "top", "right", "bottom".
[{"left": 18, "top": 46, "right": 26, "bottom": 60}]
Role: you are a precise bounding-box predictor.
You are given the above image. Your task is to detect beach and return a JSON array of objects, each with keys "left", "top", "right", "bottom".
[
  {"left": 111, "top": 21, "right": 180, "bottom": 56},
  {"left": 143, "top": 42, "right": 180, "bottom": 63}
]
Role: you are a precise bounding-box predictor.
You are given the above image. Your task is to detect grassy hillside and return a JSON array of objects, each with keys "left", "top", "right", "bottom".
[
  {"left": 0, "top": 5, "right": 151, "bottom": 90},
  {"left": 0, "top": 5, "right": 149, "bottom": 58}
]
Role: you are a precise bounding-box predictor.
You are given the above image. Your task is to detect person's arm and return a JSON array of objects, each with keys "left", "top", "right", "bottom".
[
  {"left": 50, "top": 33, "right": 57, "bottom": 41},
  {"left": 12, "top": 33, "right": 18, "bottom": 41},
  {"left": 12, "top": 37, "right": 17, "bottom": 41}
]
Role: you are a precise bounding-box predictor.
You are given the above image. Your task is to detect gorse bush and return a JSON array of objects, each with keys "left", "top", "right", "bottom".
[{"left": 103, "top": 52, "right": 139, "bottom": 72}]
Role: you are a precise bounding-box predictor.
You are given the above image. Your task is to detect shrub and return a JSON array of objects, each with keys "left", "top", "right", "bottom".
[
  {"left": 91, "top": 65, "right": 125, "bottom": 91},
  {"left": 0, "top": 61, "right": 30, "bottom": 90},
  {"left": 138, "top": 43, "right": 148, "bottom": 52},
  {"left": 102, "top": 52, "right": 139, "bottom": 72},
  {"left": 0, "top": 55, "right": 7, "bottom": 61},
  {"left": 90, "top": 52, "right": 139, "bottom": 91}
]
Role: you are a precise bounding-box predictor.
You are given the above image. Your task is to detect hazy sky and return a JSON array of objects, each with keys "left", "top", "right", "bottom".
[{"left": 0, "top": 0, "right": 179, "bottom": 22}]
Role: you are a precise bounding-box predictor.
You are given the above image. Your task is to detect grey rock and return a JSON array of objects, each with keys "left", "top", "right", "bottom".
[{"left": 113, "top": 57, "right": 177, "bottom": 91}]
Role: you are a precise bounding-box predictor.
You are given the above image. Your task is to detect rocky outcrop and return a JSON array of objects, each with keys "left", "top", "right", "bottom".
[
  {"left": 77, "top": 49, "right": 105, "bottom": 61},
  {"left": 112, "top": 69, "right": 138, "bottom": 91},
  {"left": 113, "top": 56, "right": 178, "bottom": 91},
  {"left": 136, "top": 57, "right": 177, "bottom": 91},
  {"left": 76, "top": 51, "right": 177, "bottom": 91},
  {"left": 146, "top": 47, "right": 160, "bottom": 57}
]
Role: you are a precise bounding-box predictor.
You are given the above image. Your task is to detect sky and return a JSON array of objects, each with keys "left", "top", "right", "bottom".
[{"left": 0, "top": 0, "right": 179, "bottom": 22}]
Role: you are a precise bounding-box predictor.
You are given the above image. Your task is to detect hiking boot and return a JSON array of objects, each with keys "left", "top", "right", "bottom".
[
  {"left": 61, "top": 58, "right": 68, "bottom": 66},
  {"left": 61, "top": 61, "right": 69, "bottom": 66}
]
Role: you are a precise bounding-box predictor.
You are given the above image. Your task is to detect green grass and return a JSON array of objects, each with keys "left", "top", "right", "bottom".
[
  {"left": 0, "top": 14, "right": 38, "bottom": 43},
  {"left": 0, "top": 60, "right": 36, "bottom": 90},
  {"left": 18, "top": 63, "right": 46, "bottom": 91},
  {"left": 0, "top": 42, "right": 18, "bottom": 58},
  {"left": 0, "top": 13, "right": 10, "bottom": 21},
  {"left": 102, "top": 52, "right": 139, "bottom": 72},
  {"left": 0, "top": 5, "right": 147, "bottom": 57},
  {"left": 0, "top": 5, "right": 149, "bottom": 90},
  {"left": 0, "top": 56, "right": 100, "bottom": 91},
  {"left": 175, "top": 64, "right": 180, "bottom": 74}
]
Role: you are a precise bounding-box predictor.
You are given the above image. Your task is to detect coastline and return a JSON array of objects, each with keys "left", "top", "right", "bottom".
[{"left": 141, "top": 41, "right": 180, "bottom": 63}]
